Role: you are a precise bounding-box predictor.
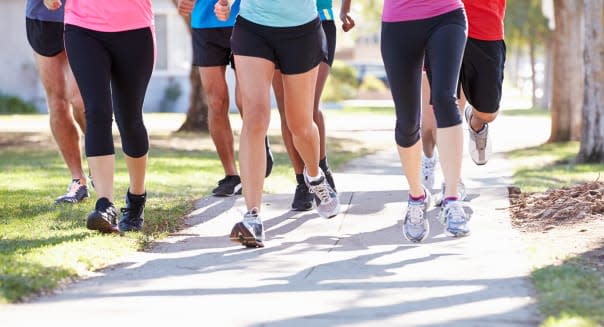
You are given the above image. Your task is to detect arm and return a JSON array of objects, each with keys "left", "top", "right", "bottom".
[
  {"left": 214, "top": 0, "right": 232, "bottom": 21},
  {"left": 340, "top": 0, "right": 355, "bottom": 32},
  {"left": 177, "top": 0, "right": 195, "bottom": 17},
  {"left": 43, "top": 0, "right": 62, "bottom": 10}
]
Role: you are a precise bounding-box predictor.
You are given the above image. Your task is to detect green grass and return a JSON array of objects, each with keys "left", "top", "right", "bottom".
[
  {"left": 533, "top": 261, "right": 604, "bottom": 327},
  {"left": 508, "top": 141, "right": 604, "bottom": 326},
  {"left": 0, "top": 114, "right": 374, "bottom": 303},
  {"left": 508, "top": 141, "right": 604, "bottom": 193},
  {"left": 501, "top": 107, "right": 551, "bottom": 117}
]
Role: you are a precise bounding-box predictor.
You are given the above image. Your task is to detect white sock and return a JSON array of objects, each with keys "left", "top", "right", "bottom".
[{"left": 306, "top": 172, "right": 323, "bottom": 183}]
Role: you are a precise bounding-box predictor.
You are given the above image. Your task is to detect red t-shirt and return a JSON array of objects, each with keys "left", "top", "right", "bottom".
[{"left": 463, "top": 0, "right": 506, "bottom": 40}]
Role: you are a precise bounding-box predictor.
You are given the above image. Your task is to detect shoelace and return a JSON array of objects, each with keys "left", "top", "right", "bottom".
[
  {"left": 102, "top": 206, "right": 117, "bottom": 218},
  {"left": 445, "top": 203, "right": 466, "bottom": 223},
  {"left": 473, "top": 126, "right": 488, "bottom": 151},
  {"left": 407, "top": 202, "right": 425, "bottom": 224},
  {"left": 65, "top": 180, "right": 83, "bottom": 196},
  {"left": 309, "top": 183, "right": 331, "bottom": 203}
]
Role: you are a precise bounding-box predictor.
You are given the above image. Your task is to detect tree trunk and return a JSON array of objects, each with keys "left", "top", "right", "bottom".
[
  {"left": 178, "top": 67, "right": 209, "bottom": 132},
  {"left": 577, "top": 0, "right": 604, "bottom": 163},
  {"left": 529, "top": 41, "right": 538, "bottom": 108},
  {"left": 549, "top": 0, "right": 584, "bottom": 142},
  {"left": 539, "top": 35, "right": 554, "bottom": 110},
  {"left": 171, "top": 0, "right": 210, "bottom": 132}
]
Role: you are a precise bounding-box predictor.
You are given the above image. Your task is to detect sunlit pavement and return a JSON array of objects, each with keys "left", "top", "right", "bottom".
[{"left": 0, "top": 109, "right": 549, "bottom": 327}]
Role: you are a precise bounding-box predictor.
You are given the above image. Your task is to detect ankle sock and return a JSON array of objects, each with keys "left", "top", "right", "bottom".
[
  {"left": 95, "top": 197, "right": 113, "bottom": 211},
  {"left": 443, "top": 196, "right": 458, "bottom": 206},
  {"left": 296, "top": 173, "right": 305, "bottom": 185}
]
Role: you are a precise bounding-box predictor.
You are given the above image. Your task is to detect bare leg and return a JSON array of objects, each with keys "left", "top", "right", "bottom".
[
  {"left": 234, "top": 56, "right": 273, "bottom": 210},
  {"left": 436, "top": 125, "right": 463, "bottom": 197},
  {"left": 282, "top": 66, "right": 321, "bottom": 177},
  {"left": 88, "top": 155, "right": 115, "bottom": 201},
  {"left": 398, "top": 140, "right": 424, "bottom": 198},
  {"left": 273, "top": 70, "right": 305, "bottom": 174},
  {"left": 420, "top": 72, "right": 437, "bottom": 158},
  {"left": 125, "top": 153, "right": 147, "bottom": 195},
  {"left": 199, "top": 66, "right": 238, "bottom": 176},
  {"left": 313, "top": 62, "right": 330, "bottom": 159},
  {"left": 35, "top": 51, "right": 86, "bottom": 183}
]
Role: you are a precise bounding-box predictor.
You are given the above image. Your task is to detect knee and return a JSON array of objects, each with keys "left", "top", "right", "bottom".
[
  {"left": 432, "top": 93, "right": 462, "bottom": 128},
  {"left": 206, "top": 88, "right": 229, "bottom": 112},
  {"left": 395, "top": 121, "right": 420, "bottom": 148},
  {"left": 287, "top": 120, "right": 316, "bottom": 140},
  {"left": 119, "top": 120, "right": 149, "bottom": 157},
  {"left": 46, "top": 91, "right": 70, "bottom": 117},
  {"left": 473, "top": 109, "right": 498, "bottom": 124}
]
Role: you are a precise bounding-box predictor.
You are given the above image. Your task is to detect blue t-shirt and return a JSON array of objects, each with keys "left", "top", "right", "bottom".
[
  {"left": 26, "top": 0, "right": 64, "bottom": 22},
  {"left": 240, "top": 0, "right": 317, "bottom": 27},
  {"left": 192, "top": 0, "right": 240, "bottom": 29},
  {"left": 316, "top": 0, "right": 334, "bottom": 21}
]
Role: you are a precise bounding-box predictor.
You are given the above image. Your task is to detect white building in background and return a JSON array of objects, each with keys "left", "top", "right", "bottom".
[{"left": 0, "top": 0, "right": 215, "bottom": 113}]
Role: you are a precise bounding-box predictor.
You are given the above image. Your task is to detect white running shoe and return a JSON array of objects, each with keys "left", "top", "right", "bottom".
[
  {"left": 304, "top": 168, "right": 340, "bottom": 219},
  {"left": 421, "top": 152, "right": 437, "bottom": 190},
  {"left": 465, "top": 105, "right": 492, "bottom": 165}
]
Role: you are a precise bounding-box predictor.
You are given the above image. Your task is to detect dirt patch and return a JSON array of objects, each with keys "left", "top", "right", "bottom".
[{"left": 509, "top": 182, "right": 604, "bottom": 271}]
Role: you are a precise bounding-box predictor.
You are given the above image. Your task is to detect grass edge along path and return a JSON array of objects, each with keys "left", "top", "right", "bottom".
[
  {"left": 0, "top": 121, "right": 375, "bottom": 303},
  {"left": 508, "top": 141, "right": 604, "bottom": 326}
]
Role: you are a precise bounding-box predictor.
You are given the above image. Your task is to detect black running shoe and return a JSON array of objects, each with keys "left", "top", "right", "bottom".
[
  {"left": 55, "top": 179, "right": 89, "bottom": 204},
  {"left": 86, "top": 198, "right": 118, "bottom": 233},
  {"left": 118, "top": 191, "right": 146, "bottom": 232},
  {"left": 265, "top": 136, "right": 273, "bottom": 178},
  {"left": 212, "top": 175, "right": 242, "bottom": 197},
  {"left": 291, "top": 183, "right": 313, "bottom": 211},
  {"left": 323, "top": 169, "right": 336, "bottom": 192},
  {"left": 230, "top": 208, "right": 265, "bottom": 248}
]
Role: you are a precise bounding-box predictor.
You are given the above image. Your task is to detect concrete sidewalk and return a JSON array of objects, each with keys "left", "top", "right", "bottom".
[{"left": 1, "top": 114, "right": 549, "bottom": 326}]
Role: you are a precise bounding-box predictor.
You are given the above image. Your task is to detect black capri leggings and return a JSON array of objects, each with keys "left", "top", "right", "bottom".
[
  {"left": 65, "top": 24, "right": 155, "bottom": 158},
  {"left": 381, "top": 9, "right": 467, "bottom": 148}
]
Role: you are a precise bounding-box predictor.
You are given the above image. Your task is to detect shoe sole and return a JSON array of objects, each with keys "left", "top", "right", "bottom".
[
  {"left": 292, "top": 205, "right": 313, "bottom": 211},
  {"left": 55, "top": 195, "right": 89, "bottom": 204},
  {"left": 87, "top": 213, "right": 118, "bottom": 233},
  {"left": 213, "top": 185, "right": 242, "bottom": 197},
  {"left": 446, "top": 229, "right": 471, "bottom": 237},
  {"left": 230, "top": 222, "right": 264, "bottom": 248}
]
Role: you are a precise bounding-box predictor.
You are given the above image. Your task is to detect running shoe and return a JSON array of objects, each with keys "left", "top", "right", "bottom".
[
  {"left": 230, "top": 208, "right": 265, "bottom": 248},
  {"left": 421, "top": 153, "right": 437, "bottom": 190},
  {"left": 291, "top": 183, "right": 314, "bottom": 211},
  {"left": 304, "top": 169, "right": 340, "bottom": 219},
  {"left": 465, "top": 105, "right": 491, "bottom": 165},
  {"left": 118, "top": 191, "right": 146, "bottom": 232},
  {"left": 402, "top": 187, "right": 432, "bottom": 243},
  {"left": 55, "top": 179, "right": 89, "bottom": 204},
  {"left": 212, "top": 175, "right": 242, "bottom": 197},
  {"left": 265, "top": 136, "right": 273, "bottom": 178},
  {"left": 86, "top": 198, "right": 118, "bottom": 233},
  {"left": 438, "top": 199, "right": 470, "bottom": 237},
  {"left": 435, "top": 180, "right": 468, "bottom": 206},
  {"left": 323, "top": 168, "right": 337, "bottom": 192}
]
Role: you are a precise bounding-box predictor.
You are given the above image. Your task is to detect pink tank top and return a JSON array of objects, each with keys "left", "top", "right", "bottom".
[
  {"left": 64, "top": 0, "right": 153, "bottom": 32},
  {"left": 382, "top": 0, "right": 463, "bottom": 22}
]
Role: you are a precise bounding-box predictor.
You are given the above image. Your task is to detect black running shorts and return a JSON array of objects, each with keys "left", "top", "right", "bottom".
[
  {"left": 322, "top": 20, "right": 336, "bottom": 66},
  {"left": 192, "top": 27, "right": 234, "bottom": 67},
  {"left": 26, "top": 18, "right": 65, "bottom": 57},
  {"left": 459, "top": 38, "right": 506, "bottom": 114},
  {"left": 231, "top": 16, "right": 327, "bottom": 75}
]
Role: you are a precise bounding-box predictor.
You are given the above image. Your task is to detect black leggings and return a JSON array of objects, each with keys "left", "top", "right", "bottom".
[
  {"left": 65, "top": 24, "right": 154, "bottom": 158},
  {"left": 381, "top": 9, "right": 467, "bottom": 148}
]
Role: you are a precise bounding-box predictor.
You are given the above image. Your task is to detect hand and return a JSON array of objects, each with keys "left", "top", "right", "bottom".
[
  {"left": 340, "top": 12, "right": 355, "bottom": 32},
  {"left": 177, "top": 0, "right": 195, "bottom": 16},
  {"left": 214, "top": 0, "right": 231, "bottom": 21},
  {"left": 43, "top": 0, "right": 62, "bottom": 10}
]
